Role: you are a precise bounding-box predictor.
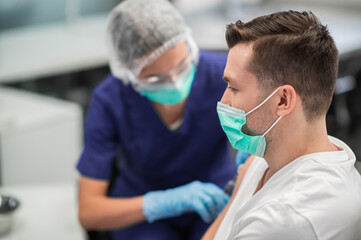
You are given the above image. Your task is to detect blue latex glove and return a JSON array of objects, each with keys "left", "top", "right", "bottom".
[
  {"left": 143, "top": 181, "right": 229, "bottom": 223},
  {"left": 235, "top": 150, "right": 250, "bottom": 168}
]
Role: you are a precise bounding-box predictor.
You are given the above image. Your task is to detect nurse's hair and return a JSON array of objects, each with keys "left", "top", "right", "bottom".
[{"left": 226, "top": 10, "right": 338, "bottom": 122}]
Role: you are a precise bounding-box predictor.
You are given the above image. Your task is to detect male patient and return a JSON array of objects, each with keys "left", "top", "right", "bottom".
[{"left": 203, "top": 10, "right": 361, "bottom": 240}]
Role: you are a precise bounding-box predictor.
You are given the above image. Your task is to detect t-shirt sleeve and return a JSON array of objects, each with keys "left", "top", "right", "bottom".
[
  {"left": 76, "top": 92, "right": 118, "bottom": 180},
  {"left": 229, "top": 201, "right": 318, "bottom": 240}
]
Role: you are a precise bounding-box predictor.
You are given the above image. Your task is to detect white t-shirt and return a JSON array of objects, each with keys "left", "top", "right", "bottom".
[{"left": 215, "top": 136, "right": 361, "bottom": 240}]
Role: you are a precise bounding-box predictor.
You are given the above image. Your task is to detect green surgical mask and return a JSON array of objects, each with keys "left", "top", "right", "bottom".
[
  {"left": 216, "top": 87, "right": 282, "bottom": 158},
  {"left": 139, "top": 64, "right": 197, "bottom": 105}
]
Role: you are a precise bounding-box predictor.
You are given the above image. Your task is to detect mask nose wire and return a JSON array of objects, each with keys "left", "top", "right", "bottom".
[{"left": 245, "top": 87, "right": 281, "bottom": 116}]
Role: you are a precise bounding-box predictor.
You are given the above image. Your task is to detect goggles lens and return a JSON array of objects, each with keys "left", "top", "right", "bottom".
[{"left": 139, "top": 56, "right": 192, "bottom": 85}]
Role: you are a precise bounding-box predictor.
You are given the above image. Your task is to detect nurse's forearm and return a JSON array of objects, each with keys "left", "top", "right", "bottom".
[
  {"left": 78, "top": 195, "right": 145, "bottom": 230},
  {"left": 78, "top": 176, "right": 146, "bottom": 230}
]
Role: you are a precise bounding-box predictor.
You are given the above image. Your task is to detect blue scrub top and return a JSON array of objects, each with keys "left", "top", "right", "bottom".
[{"left": 77, "top": 50, "right": 237, "bottom": 239}]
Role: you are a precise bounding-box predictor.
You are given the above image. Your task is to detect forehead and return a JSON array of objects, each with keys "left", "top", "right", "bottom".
[
  {"left": 224, "top": 43, "right": 257, "bottom": 87},
  {"left": 139, "top": 42, "right": 188, "bottom": 78}
]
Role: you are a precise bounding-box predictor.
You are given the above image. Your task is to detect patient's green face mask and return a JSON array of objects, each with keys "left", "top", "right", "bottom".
[
  {"left": 138, "top": 64, "right": 197, "bottom": 105},
  {"left": 217, "top": 87, "right": 282, "bottom": 158}
]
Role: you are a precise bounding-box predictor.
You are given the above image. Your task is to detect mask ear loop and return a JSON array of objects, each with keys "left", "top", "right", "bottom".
[
  {"left": 262, "top": 116, "right": 283, "bottom": 137},
  {"left": 246, "top": 87, "right": 281, "bottom": 116}
]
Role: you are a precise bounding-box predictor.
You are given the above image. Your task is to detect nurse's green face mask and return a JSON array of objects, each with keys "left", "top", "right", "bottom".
[
  {"left": 217, "top": 87, "right": 282, "bottom": 158},
  {"left": 137, "top": 61, "right": 197, "bottom": 105}
]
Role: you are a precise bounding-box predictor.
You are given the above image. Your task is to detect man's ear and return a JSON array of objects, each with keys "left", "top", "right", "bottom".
[{"left": 276, "top": 85, "right": 296, "bottom": 117}]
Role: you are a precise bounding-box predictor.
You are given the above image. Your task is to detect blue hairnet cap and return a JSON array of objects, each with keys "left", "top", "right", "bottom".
[{"left": 107, "top": 0, "right": 199, "bottom": 85}]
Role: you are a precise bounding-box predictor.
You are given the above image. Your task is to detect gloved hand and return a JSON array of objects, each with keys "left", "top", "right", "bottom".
[
  {"left": 235, "top": 150, "right": 250, "bottom": 167},
  {"left": 143, "top": 181, "right": 229, "bottom": 223}
]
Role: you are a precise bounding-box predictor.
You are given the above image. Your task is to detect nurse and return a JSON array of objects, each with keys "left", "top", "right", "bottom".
[{"left": 76, "top": 0, "right": 236, "bottom": 239}]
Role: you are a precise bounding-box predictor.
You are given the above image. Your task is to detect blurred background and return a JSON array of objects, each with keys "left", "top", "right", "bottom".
[{"left": 0, "top": 0, "right": 360, "bottom": 239}]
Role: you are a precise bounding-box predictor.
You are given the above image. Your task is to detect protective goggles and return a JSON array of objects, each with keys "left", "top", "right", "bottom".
[{"left": 138, "top": 56, "right": 193, "bottom": 85}]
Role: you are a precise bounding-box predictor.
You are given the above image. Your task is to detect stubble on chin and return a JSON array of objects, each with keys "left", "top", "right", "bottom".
[{"left": 241, "top": 124, "right": 257, "bottom": 136}]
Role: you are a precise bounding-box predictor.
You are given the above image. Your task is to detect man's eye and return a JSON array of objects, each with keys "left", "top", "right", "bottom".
[{"left": 228, "top": 86, "right": 238, "bottom": 93}]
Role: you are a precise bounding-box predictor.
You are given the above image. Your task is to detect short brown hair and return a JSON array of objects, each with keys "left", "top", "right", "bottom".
[{"left": 226, "top": 11, "right": 338, "bottom": 121}]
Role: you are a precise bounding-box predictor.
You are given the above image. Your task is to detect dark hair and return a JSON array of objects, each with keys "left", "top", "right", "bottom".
[{"left": 226, "top": 11, "right": 338, "bottom": 121}]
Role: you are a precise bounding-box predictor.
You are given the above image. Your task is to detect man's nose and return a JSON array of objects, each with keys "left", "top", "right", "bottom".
[{"left": 220, "top": 90, "right": 231, "bottom": 105}]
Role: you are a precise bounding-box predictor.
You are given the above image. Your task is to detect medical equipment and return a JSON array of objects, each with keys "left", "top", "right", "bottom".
[
  {"left": 138, "top": 64, "right": 197, "bottom": 105},
  {"left": 224, "top": 174, "right": 238, "bottom": 195},
  {"left": 224, "top": 151, "right": 250, "bottom": 195},
  {"left": 0, "top": 195, "right": 20, "bottom": 234}
]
